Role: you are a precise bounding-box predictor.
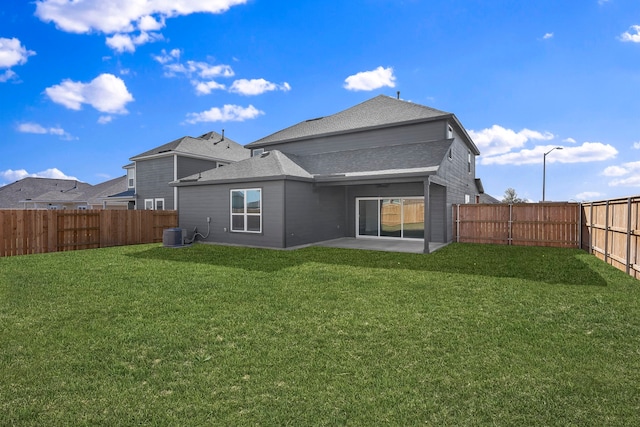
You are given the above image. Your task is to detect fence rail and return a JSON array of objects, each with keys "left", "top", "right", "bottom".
[
  {"left": 0, "top": 210, "right": 177, "bottom": 257},
  {"left": 454, "top": 203, "right": 581, "bottom": 248},
  {"left": 583, "top": 197, "right": 640, "bottom": 279}
]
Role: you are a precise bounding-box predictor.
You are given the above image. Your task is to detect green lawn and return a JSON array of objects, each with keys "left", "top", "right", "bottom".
[{"left": 1, "top": 243, "right": 639, "bottom": 426}]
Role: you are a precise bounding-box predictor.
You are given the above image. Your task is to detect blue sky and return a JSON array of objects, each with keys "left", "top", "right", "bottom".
[{"left": 1, "top": 0, "right": 639, "bottom": 202}]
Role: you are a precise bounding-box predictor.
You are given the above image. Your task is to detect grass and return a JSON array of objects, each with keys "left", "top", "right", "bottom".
[{"left": 1, "top": 242, "right": 639, "bottom": 426}]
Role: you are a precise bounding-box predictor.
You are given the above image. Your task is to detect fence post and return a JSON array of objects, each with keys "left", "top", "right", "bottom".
[
  {"left": 508, "top": 204, "right": 513, "bottom": 246},
  {"left": 589, "top": 202, "right": 593, "bottom": 255},
  {"left": 456, "top": 204, "right": 460, "bottom": 243},
  {"left": 627, "top": 197, "right": 632, "bottom": 275},
  {"left": 604, "top": 200, "right": 610, "bottom": 264}
]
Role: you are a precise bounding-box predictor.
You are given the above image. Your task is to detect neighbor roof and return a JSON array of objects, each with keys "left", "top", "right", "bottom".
[
  {"left": 131, "top": 131, "right": 250, "bottom": 162},
  {"left": 0, "top": 178, "right": 92, "bottom": 209},
  {"left": 246, "top": 95, "right": 453, "bottom": 147}
]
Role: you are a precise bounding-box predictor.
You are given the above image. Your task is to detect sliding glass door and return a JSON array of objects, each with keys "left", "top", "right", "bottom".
[{"left": 357, "top": 197, "right": 424, "bottom": 239}]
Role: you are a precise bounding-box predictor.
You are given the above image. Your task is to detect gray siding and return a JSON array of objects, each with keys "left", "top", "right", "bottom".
[
  {"left": 429, "top": 183, "right": 447, "bottom": 243},
  {"left": 176, "top": 157, "right": 218, "bottom": 179},
  {"left": 436, "top": 127, "right": 479, "bottom": 241},
  {"left": 178, "top": 180, "right": 285, "bottom": 248},
  {"left": 265, "top": 121, "right": 445, "bottom": 156},
  {"left": 135, "top": 156, "right": 175, "bottom": 210},
  {"left": 284, "top": 181, "right": 345, "bottom": 247}
]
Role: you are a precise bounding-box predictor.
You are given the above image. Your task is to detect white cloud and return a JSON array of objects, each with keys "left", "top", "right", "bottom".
[
  {"left": 344, "top": 66, "right": 396, "bottom": 91},
  {"left": 106, "top": 32, "right": 163, "bottom": 53},
  {"left": 35, "top": 0, "right": 248, "bottom": 52},
  {"left": 153, "top": 48, "right": 181, "bottom": 64},
  {"left": 563, "top": 137, "right": 577, "bottom": 144},
  {"left": 575, "top": 191, "right": 603, "bottom": 201},
  {"left": 17, "top": 122, "right": 75, "bottom": 140},
  {"left": 184, "top": 104, "right": 264, "bottom": 124},
  {"left": 98, "top": 115, "right": 113, "bottom": 124},
  {"left": 480, "top": 142, "right": 618, "bottom": 166},
  {"left": 162, "top": 60, "right": 234, "bottom": 79},
  {"left": 602, "top": 165, "right": 629, "bottom": 177},
  {"left": 193, "top": 80, "right": 226, "bottom": 95},
  {"left": 0, "top": 69, "right": 17, "bottom": 82},
  {"left": 606, "top": 161, "right": 640, "bottom": 187},
  {"left": 0, "top": 168, "right": 77, "bottom": 183},
  {"left": 138, "top": 15, "right": 165, "bottom": 31},
  {"left": 0, "top": 37, "right": 35, "bottom": 68},
  {"left": 0, "top": 37, "right": 36, "bottom": 82},
  {"left": 229, "top": 78, "right": 291, "bottom": 96},
  {"left": 45, "top": 73, "right": 134, "bottom": 114},
  {"left": 543, "top": 33, "right": 554, "bottom": 40},
  {"left": 469, "top": 125, "right": 554, "bottom": 157},
  {"left": 633, "top": 141, "right": 640, "bottom": 149},
  {"left": 620, "top": 25, "right": 640, "bottom": 43}
]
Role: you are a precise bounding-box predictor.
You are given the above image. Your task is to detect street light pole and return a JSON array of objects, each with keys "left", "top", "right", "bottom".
[{"left": 542, "top": 146, "right": 563, "bottom": 202}]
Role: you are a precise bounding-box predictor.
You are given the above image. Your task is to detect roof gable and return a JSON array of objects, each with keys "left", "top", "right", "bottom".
[
  {"left": 131, "top": 131, "right": 250, "bottom": 162},
  {"left": 247, "top": 95, "right": 452, "bottom": 147}
]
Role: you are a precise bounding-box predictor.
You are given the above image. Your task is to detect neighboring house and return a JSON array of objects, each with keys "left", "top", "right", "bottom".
[
  {"left": 0, "top": 176, "right": 128, "bottom": 210},
  {"left": 172, "top": 95, "right": 486, "bottom": 252},
  {"left": 125, "top": 131, "right": 250, "bottom": 210}
]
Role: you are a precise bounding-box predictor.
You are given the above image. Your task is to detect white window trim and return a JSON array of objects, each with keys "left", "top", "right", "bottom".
[
  {"left": 230, "top": 188, "right": 262, "bottom": 233},
  {"left": 155, "top": 198, "right": 165, "bottom": 211},
  {"left": 127, "top": 168, "right": 135, "bottom": 189},
  {"left": 144, "top": 199, "right": 154, "bottom": 210}
]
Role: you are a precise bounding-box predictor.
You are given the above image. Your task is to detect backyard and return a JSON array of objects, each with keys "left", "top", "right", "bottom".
[{"left": 1, "top": 243, "right": 639, "bottom": 425}]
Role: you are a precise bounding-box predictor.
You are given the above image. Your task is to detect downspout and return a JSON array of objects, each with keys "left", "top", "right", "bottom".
[{"left": 173, "top": 154, "right": 178, "bottom": 210}]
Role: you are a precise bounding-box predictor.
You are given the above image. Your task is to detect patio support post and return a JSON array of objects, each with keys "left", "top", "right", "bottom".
[{"left": 424, "top": 176, "right": 431, "bottom": 254}]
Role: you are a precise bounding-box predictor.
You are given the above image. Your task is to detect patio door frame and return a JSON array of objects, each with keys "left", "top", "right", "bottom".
[{"left": 355, "top": 196, "right": 425, "bottom": 240}]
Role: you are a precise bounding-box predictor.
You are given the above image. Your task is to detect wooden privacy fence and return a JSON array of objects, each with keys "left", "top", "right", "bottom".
[
  {"left": 0, "top": 210, "right": 177, "bottom": 257},
  {"left": 583, "top": 197, "right": 640, "bottom": 279},
  {"left": 453, "top": 203, "right": 581, "bottom": 248}
]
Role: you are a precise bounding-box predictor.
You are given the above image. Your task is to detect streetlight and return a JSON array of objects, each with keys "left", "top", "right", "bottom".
[{"left": 542, "top": 146, "right": 563, "bottom": 202}]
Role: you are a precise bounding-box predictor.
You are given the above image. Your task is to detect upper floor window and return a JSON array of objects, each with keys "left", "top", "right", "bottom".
[
  {"left": 468, "top": 151, "right": 472, "bottom": 173},
  {"left": 127, "top": 168, "right": 135, "bottom": 188},
  {"left": 252, "top": 148, "right": 265, "bottom": 157},
  {"left": 447, "top": 124, "right": 453, "bottom": 139},
  {"left": 231, "top": 188, "right": 262, "bottom": 233}
]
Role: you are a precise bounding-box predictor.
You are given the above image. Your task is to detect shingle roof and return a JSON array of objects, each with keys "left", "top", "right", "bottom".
[
  {"left": 0, "top": 178, "right": 92, "bottom": 208},
  {"left": 174, "top": 139, "right": 452, "bottom": 186},
  {"left": 131, "top": 131, "right": 250, "bottom": 162},
  {"left": 174, "top": 151, "right": 314, "bottom": 185},
  {"left": 246, "top": 95, "right": 452, "bottom": 147},
  {"left": 294, "top": 140, "right": 452, "bottom": 176}
]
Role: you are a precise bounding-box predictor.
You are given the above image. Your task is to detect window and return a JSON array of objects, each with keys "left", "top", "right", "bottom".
[
  {"left": 127, "top": 168, "right": 135, "bottom": 188},
  {"left": 468, "top": 151, "right": 472, "bottom": 173},
  {"left": 465, "top": 194, "right": 471, "bottom": 204},
  {"left": 252, "top": 148, "right": 265, "bottom": 157},
  {"left": 231, "top": 189, "right": 262, "bottom": 233},
  {"left": 144, "top": 199, "right": 154, "bottom": 210},
  {"left": 447, "top": 124, "right": 453, "bottom": 139},
  {"left": 155, "top": 198, "right": 165, "bottom": 210}
]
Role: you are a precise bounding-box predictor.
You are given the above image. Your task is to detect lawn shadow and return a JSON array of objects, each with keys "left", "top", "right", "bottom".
[{"left": 128, "top": 243, "right": 609, "bottom": 287}]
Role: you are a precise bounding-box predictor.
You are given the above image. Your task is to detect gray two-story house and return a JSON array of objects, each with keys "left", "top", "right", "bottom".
[
  {"left": 172, "top": 95, "right": 484, "bottom": 253},
  {"left": 117, "top": 131, "right": 250, "bottom": 210}
]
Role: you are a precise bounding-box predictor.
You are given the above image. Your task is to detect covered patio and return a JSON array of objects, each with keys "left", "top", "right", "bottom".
[{"left": 315, "top": 238, "right": 449, "bottom": 254}]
